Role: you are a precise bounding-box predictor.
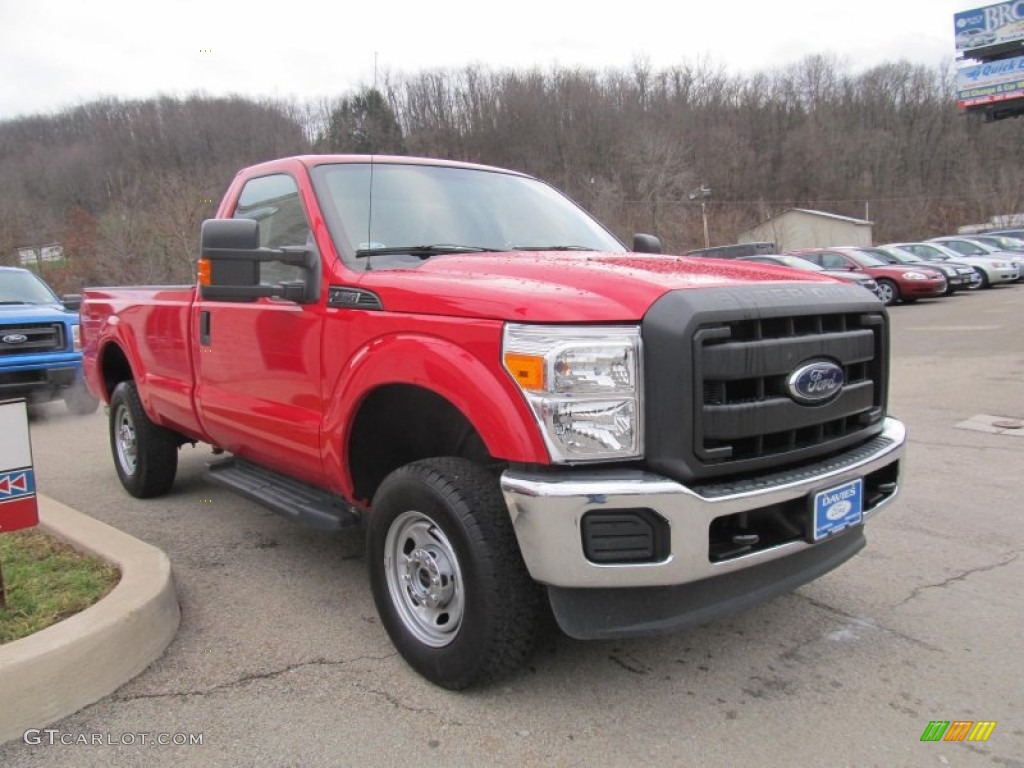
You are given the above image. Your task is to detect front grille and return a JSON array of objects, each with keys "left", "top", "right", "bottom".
[
  {"left": 695, "top": 312, "right": 884, "bottom": 465},
  {"left": 0, "top": 323, "right": 65, "bottom": 355},
  {"left": 642, "top": 283, "right": 890, "bottom": 483}
]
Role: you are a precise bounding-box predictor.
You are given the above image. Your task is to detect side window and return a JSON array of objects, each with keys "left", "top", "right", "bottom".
[
  {"left": 819, "top": 252, "right": 847, "bottom": 270},
  {"left": 799, "top": 253, "right": 823, "bottom": 267},
  {"left": 233, "top": 174, "right": 311, "bottom": 286}
]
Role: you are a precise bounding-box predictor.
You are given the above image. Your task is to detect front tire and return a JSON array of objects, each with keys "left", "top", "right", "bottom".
[
  {"left": 875, "top": 279, "right": 899, "bottom": 306},
  {"left": 109, "top": 381, "right": 178, "bottom": 498},
  {"left": 974, "top": 268, "right": 991, "bottom": 289},
  {"left": 367, "top": 458, "right": 542, "bottom": 689}
]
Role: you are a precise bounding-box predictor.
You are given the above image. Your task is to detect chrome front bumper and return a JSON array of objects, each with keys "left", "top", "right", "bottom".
[{"left": 501, "top": 417, "right": 906, "bottom": 590}]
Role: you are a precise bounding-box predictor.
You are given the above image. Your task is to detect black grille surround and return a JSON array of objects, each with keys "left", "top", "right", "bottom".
[
  {"left": 0, "top": 323, "right": 65, "bottom": 356},
  {"left": 643, "top": 283, "right": 889, "bottom": 483}
]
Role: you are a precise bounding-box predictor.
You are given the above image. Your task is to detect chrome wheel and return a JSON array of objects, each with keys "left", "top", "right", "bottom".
[
  {"left": 114, "top": 404, "right": 138, "bottom": 476},
  {"left": 384, "top": 510, "right": 464, "bottom": 648}
]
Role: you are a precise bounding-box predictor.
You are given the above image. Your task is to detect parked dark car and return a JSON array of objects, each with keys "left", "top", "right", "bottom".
[
  {"left": 787, "top": 247, "right": 946, "bottom": 306},
  {"left": 869, "top": 245, "right": 980, "bottom": 294},
  {"left": 738, "top": 254, "right": 880, "bottom": 297},
  {"left": 685, "top": 242, "right": 776, "bottom": 259}
]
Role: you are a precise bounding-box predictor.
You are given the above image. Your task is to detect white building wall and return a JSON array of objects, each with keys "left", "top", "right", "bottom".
[{"left": 739, "top": 211, "right": 872, "bottom": 251}]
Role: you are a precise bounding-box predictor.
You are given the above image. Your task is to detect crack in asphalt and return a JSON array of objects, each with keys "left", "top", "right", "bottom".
[
  {"left": 791, "top": 593, "right": 942, "bottom": 652},
  {"left": 109, "top": 653, "right": 397, "bottom": 703},
  {"left": 351, "top": 683, "right": 471, "bottom": 727},
  {"left": 897, "top": 551, "right": 1021, "bottom": 606}
]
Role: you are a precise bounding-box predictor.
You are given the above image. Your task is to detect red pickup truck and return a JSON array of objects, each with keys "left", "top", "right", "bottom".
[{"left": 81, "top": 155, "right": 906, "bottom": 689}]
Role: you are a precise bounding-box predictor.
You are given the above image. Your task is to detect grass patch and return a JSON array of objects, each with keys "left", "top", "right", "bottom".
[{"left": 0, "top": 529, "right": 120, "bottom": 645}]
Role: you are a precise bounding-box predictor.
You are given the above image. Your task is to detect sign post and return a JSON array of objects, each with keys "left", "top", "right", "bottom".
[{"left": 0, "top": 399, "right": 38, "bottom": 608}]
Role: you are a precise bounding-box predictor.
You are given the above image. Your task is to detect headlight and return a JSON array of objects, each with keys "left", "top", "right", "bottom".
[
  {"left": 72, "top": 324, "right": 82, "bottom": 351},
  {"left": 503, "top": 324, "right": 642, "bottom": 462},
  {"left": 992, "top": 261, "right": 1009, "bottom": 268},
  {"left": 902, "top": 271, "right": 931, "bottom": 280}
]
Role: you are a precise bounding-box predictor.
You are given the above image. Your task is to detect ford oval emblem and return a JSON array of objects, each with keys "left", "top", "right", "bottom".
[
  {"left": 2, "top": 333, "right": 28, "bottom": 344},
  {"left": 787, "top": 361, "right": 844, "bottom": 404},
  {"left": 826, "top": 499, "right": 853, "bottom": 520}
]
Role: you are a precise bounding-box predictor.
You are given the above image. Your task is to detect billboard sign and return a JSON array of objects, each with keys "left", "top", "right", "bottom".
[
  {"left": 0, "top": 399, "right": 38, "bottom": 533},
  {"left": 955, "top": 2, "right": 1024, "bottom": 52},
  {"left": 957, "top": 54, "right": 1024, "bottom": 105}
]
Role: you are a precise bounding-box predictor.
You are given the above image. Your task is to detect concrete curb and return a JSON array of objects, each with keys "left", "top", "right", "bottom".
[{"left": 0, "top": 495, "right": 180, "bottom": 744}]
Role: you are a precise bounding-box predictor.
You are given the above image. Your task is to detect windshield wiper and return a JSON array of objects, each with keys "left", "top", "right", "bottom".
[
  {"left": 354, "top": 244, "right": 504, "bottom": 259},
  {"left": 508, "top": 245, "right": 594, "bottom": 251}
]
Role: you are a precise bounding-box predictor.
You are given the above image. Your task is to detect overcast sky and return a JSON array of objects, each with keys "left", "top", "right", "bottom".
[{"left": 0, "top": 0, "right": 971, "bottom": 121}]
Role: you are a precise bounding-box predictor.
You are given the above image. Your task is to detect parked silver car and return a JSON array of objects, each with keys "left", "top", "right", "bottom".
[{"left": 924, "top": 238, "right": 1022, "bottom": 286}]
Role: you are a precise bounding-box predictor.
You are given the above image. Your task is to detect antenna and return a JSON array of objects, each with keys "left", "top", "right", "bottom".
[{"left": 366, "top": 50, "right": 379, "bottom": 270}]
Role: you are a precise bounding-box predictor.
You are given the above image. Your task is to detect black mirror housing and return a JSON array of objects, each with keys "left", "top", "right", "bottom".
[
  {"left": 198, "top": 218, "right": 318, "bottom": 303},
  {"left": 633, "top": 233, "right": 662, "bottom": 254}
]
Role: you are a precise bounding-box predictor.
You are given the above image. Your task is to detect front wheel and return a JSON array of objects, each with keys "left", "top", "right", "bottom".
[
  {"left": 367, "top": 458, "right": 542, "bottom": 689},
  {"left": 875, "top": 279, "right": 899, "bottom": 306},
  {"left": 109, "top": 381, "right": 178, "bottom": 498},
  {"left": 974, "top": 268, "right": 991, "bottom": 289}
]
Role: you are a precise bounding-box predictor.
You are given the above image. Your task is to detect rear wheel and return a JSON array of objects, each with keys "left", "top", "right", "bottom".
[
  {"left": 109, "top": 381, "right": 178, "bottom": 498},
  {"left": 875, "top": 279, "right": 899, "bottom": 306},
  {"left": 367, "top": 457, "right": 542, "bottom": 689}
]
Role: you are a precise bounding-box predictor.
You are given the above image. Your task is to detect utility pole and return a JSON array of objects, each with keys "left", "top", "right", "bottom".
[{"left": 689, "top": 185, "right": 712, "bottom": 249}]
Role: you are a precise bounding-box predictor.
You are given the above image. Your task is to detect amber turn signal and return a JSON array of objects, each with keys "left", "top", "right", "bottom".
[{"left": 504, "top": 353, "right": 544, "bottom": 391}]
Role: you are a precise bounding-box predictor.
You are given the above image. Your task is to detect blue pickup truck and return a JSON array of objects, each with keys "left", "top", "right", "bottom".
[{"left": 0, "top": 266, "right": 98, "bottom": 414}]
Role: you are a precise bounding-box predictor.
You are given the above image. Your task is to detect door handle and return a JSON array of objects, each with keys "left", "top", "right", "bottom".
[{"left": 199, "top": 310, "right": 211, "bottom": 347}]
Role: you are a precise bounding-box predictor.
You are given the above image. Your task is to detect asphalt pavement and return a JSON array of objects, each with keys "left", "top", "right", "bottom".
[{"left": 1, "top": 284, "right": 1021, "bottom": 767}]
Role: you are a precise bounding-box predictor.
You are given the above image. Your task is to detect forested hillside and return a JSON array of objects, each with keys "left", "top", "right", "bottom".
[{"left": 2, "top": 56, "right": 1022, "bottom": 292}]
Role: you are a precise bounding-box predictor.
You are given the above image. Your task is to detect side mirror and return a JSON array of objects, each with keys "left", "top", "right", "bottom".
[
  {"left": 633, "top": 233, "right": 662, "bottom": 254},
  {"left": 61, "top": 294, "right": 82, "bottom": 311},
  {"left": 198, "top": 219, "right": 318, "bottom": 303}
]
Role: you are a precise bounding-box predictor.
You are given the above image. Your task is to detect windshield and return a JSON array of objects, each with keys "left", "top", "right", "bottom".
[
  {"left": 0, "top": 270, "right": 60, "bottom": 305},
  {"left": 751, "top": 256, "right": 823, "bottom": 271},
  {"left": 875, "top": 247, "right": 915, "bottom": 264},
  {"left": 898, "top": 243, "right": 949, "bottom": 261},
  {"left": 845, "top": 250, "right": 889, "bottom": 267},
  {"left": 859, "top": 247, "right": 903, "bottom": 265},
  {"left": 310, "top": 162, "right": 626, "bottom": 270},
  {"left": 942, "top": 239, "right": 989, "bottom": 256},
  {"left": 976, "top": 235, "right": 1024, "bottom": 251}
]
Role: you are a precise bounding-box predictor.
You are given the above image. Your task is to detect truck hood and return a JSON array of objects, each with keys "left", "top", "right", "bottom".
[
  {"left": 357, "top": 251, "right": 833, "bottom": 322},
  {"left": 0, "top": 302, "right": 75, "bottom": 324}
]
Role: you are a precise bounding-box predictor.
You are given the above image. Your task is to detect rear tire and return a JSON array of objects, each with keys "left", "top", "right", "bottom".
[
  {"left": 367, "top": 457, "right": 542, "bottom": 689},
  {"left": 109, "top": 381, "right": 178, "bottom": 498},
  {"left": 875, "top": 279, "right": 899, "bottom": 306}
]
